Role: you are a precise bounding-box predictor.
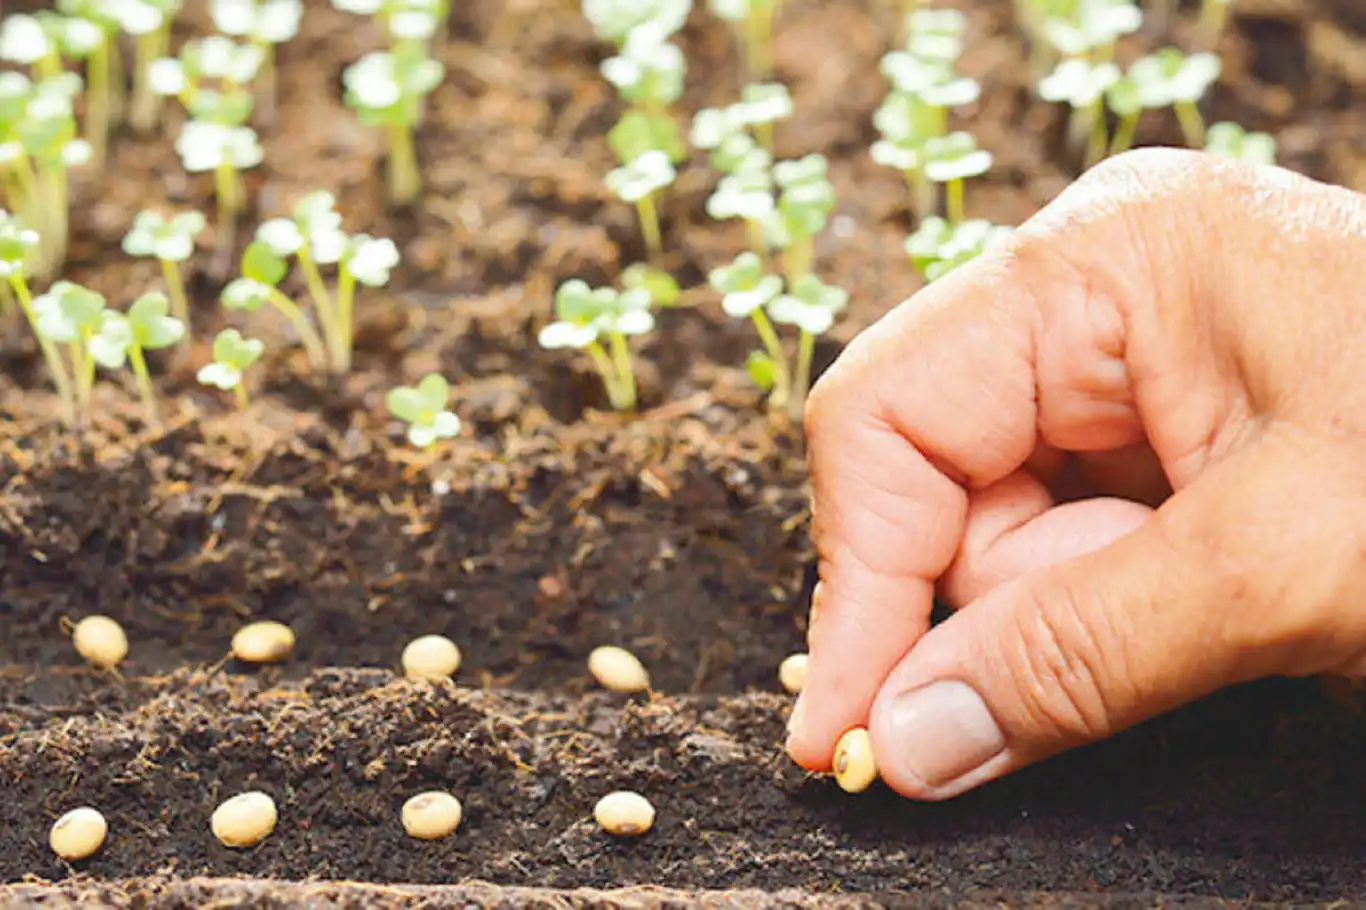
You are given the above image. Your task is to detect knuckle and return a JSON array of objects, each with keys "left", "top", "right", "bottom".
[{"left": 1002, "top": 574, "right": 1123, "bottom": 745}]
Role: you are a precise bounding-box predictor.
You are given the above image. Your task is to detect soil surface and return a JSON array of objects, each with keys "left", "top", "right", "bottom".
[{"left": 3, "top": 0, "right": 1366, "bottom": 905}]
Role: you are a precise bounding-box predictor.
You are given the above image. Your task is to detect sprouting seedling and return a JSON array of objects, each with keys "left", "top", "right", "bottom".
[
  {"left": 600, "top": 24, "right": 686, "bottom": 117},
  {"left": 906, "top": 215, "right": 1013, "bottom": 283},
  {"left": 538, "top": 279, "right": 656, "bottom": 412},
  {"left": 768, "top": 153, "right": 835, "bottom": 285},
  {"left": 904, "top": 7, "right": 968, "bottom": 62},
  {"left": 705, "top": 148, "right": 773, "bottom": 257},
  {"left": 731, "top": 81, "right": 792, "bottom": 153},
  {"left": 870, "top": 90, "right": 939, "bottom": 218},
  {"left": 606, "top": 150, "right": 676, "bottom": 264},
  {"left": 923, "top": 131, "right": 992, "bottom": 223},
  {"left": 35, "top": 8, "right": 117, "bottom": 167},
  {"left": 198, "top": 328, "right": 263, "bottom": 410},
  {"left": 121, "top": 210, "right": 206, "bottom": 342},
  {"left": 1039, "top": 58, "right": 1120, "bottom": 168},
  {"left": 0, "top": 14, "right": 63, "bottom": 80},
  {"left": 15, "top": 73, "right": 92, "bottom": 281},
  {"left": 114, "top": 0, "right": 184, "bottom": 134},
  {"left": 173, "top": 120, "right": 263, "bottom": 252},
  {"left": 1205, "top": 121, "right": 1275, "bottom": 166},
  {"left": 221, "top": 241, "right": 327, "bottom": 370},
  {"left": 766, "top": 273, "right": 847, "bottom": 417},
  {"left": 342, "top": 44, "right": 444, "bottom": 205},
  {"left": 609, "top": 110, "right": 687, "bottom": 166},
  {"left": 32, "top": 280, "right": 107, "bottom": 416},
  {"left": 708, "top": 250, "right": 789, "bottom": 407},
  {"left": 334, "top": 232, "right": 400, "bottom": 372},
  {"left": 209, "top": 0, "right": 303, "bottom": 120},
  {"left": 1123, "top": 48, "right": 1221, "bottom": 148},
  {"left": 690, "top": 105, "right": 759, "bottom": 174},
  {"left": 88, "top": 291, "right": 185, "bottom": 424},
  {"left": 150, "top": 34, "right": 266, "bottom": 116},
  {"left": 0, "top": 211, "right": 74, "bottom": 421},
  {"left": 1038, "top": 0, "right": 1141, "bottom": 64},
  {"left": 581, "top": 0, "right": 691, "bottom": 48},
  {"left": 622, "top": 263, "right": 681, "bottom": 308},
  {"left": 386, "top": 373, "right": 461, "bottom": 448},
  {"left": 707, "top": 0, "right": 782, "bottom": 77}
]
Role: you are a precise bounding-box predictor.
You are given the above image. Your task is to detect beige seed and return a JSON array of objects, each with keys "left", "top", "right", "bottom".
[
  {"left": 833, "top": 727, "right": 878, "bottom": 793},
  {"left": 778, "top": 653, "right": 808, "bottom": 695},
  {"left": 401, "top": 634, "right": 462, "bottom": 681},
  {"left": 231, "top": 621, "right": 295, "bottom": 664},
  {"left": 587, "top": 645, "right": 650, "bottom": 693},
  {"left": 49, "top": 806, "right": 107, "bottom": 860},
  {"left": 211, "top": 791, "right": 278, "bottom": 847},
  {"left": 72, "top": 615, "right": 128, "bottom": 669},
  {"left": 593, "top": 790, "right": 655, "bottom": 836},
  {"left": 401, "top": 790, "right": 463, "bottom": 840}
]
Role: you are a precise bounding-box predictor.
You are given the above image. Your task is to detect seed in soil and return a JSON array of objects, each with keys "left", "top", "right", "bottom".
[
  {"left": 48, "top": 807, "right": 107, "bottom": 861},
  {"left": 593, "top": 790, "right": 655, "bottom": 836},
  {"left": 230, "top": 621, "right": 295, "bottom": 664},
  {"left": 71, "top": 615, "right": 128, "bottom": 669},
  {"left": 211, "top": 791, "right": 278, "bottom": 848},
  {"left": 834, "top": 727, "right": 879, "bottom": 793},
  {"left": 587, "top": 645, "right": 651, "bottom": 693},
  {"left": 779, "top": 653, "right": 808, "bottom": 694},
  {"left": 401, "top": 791, "right": 463, "bottom": 840},
  {"left": 401, "top": 634, "right": 462, "bottom": 681}
]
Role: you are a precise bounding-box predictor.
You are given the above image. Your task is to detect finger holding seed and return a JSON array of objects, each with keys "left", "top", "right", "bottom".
[
  {"left": 72, "top": 615, "right": 128, "bottom": 669},
  {"left": 594, "top": 790, "right": 654, "bottom": 836},
  {"left": 588, "top": 645, "right": 650, "bottom": 693},
  {"left": 49, "top": 806, "right": 107, "bottom": 861},
  {"left": 231, "top": 621, "right": 295, "bottom": 664}
]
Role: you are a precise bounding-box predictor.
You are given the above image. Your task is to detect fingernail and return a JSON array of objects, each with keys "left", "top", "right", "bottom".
[{"left": 888, "top": 680, "right": 1005, "bottom": 788}]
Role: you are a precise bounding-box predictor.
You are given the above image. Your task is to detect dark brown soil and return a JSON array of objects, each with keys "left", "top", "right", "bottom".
[{"left": 3, "top": 0, "right": 1366, "bottom": 905}]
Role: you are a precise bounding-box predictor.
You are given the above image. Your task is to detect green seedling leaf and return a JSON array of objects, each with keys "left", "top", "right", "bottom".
[
  {"left": 706, "top": 166, "right": 774, "bottom": 222},
  {"left": 733, "top": 81, "right": 793, "bottom": 128},
  {"left": 386, "top": 372, "right": 461, "bottom": 448},
  {"left": 0, "top": 210, "right": 40, "bottom": 278},
  {"left": 211, "top": 0, "right": 304, "bottom": 45},
  {"left": 343, "top": 234, "right": 401, "bottom": 286},
  {"left": 126, "top": 291, "right": 186, "bottom": 348},
  {"left": 605, "top": 149, "right": 676, "bottom": 203},
  {"left": 1041, "top": 0, "right": 1142, "bottom": 57},
  {"left": 1127, "top": 47, "right": 1221, "bottom": 106},
  {"left": 221, "top": 277, "right": 272, "bottom": 310},
  {"left": 0, "top": 15, "right": 55, "bottom": 66},
  {"left": 708, "top": 251, "right": 782, "bottom": 317},
  {"left": 33, "top": 281, "right": 106, "bottom": 343},
  {"left": 583, "top": 0, "right": 690, "bottom": 45},
  {"left": 88, "top": 311, "right": 136, "bottom": 369},
  {"left": 1039, "top": 58, "right": 1120, "bottom": 108},
  {"left": 122, "top": 210, "right": 207, "bottom": 262},
  {"left": 1205, "top": 120, "right": 1276, "bottom": 165},
  {"left": 622, "top": 263, "right": 680, "bottom": 307},
  {"left": 601, "top": 28, "right": 685, "bottom": 108},
  {"left": 745, "top": 350, "right": 777, "bottom": 391},
  {"left": 174, "top": 120, "right": 263, "bottom": 172},
  {"left": 241, "top": 239, "right": 288, "bottom": 285},
  {"left": 610, "top": 110, "right": 686, "bottom": 164},
  {"left": 197, "top": 328, "right": 262, "bottom": 389},
  {"left": 905, "top": 7, "right": 967, "bottom": 62},
  {"left": 923, "top": 131, "right": 993, "bottom": 183},
  {"left": 539, "top": 278, "right": 656, "bottom": 349},
  {"left": 767, "top": 273, "right": 847, "bottom": 335},
  {"left": 342, "top": 46, "right": 443, "bottom": 127},
  {"left": 906, "top": 215, "right": 1013, "bottom": 282}
]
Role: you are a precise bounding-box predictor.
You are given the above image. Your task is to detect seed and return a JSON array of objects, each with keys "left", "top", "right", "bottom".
[
  {"left": 833, "top": 727, "right": 878, "bottom": 793},
  {"left": 587, "top": 645, "right": 650, "bottom": 693},
  {"left": 211, "top": 791, "right": 278, "bottom": 848},
  {"left": 231, "top": 621, "right": 295, "bottom": 664},
  {"left": 401, "top": 790, "right": 463, "bottom": 840},
  {"left": 72, "top": 615, "right": 127, "bottom": 669},
  {"left": 778, "top": 653, "right": 808, "bottom": 694},
  {"left": 401, "top": 634, "right": 462, "bottom": 681},
  {"left": 593, "top": 790, "right": 654, "bottom": 836},
  {"left": 49, "top": 806, "right": 107, "bottom": 860}
]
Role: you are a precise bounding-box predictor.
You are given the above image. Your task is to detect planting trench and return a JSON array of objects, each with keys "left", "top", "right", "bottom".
[{"left": 4, "top": 0, "right": 1366, "bottom": 905}]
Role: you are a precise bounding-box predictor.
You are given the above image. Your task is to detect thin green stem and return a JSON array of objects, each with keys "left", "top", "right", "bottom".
[
  {"left": 1199, "top": 1, "right": 1229, "bottom": 44},
  {"left": 784, "top": 237, "right": 812, "bottom": 286},
  {"left": 744, "top": 3, "right": 772, "bottom": 78},
  {"left": 130, "top": 30, "right": 163, "bottom": 134},
  {"left": 160, "top": 257, "right": 190, "bottom": 345},
  {"left": 1084, "top": 101, "right": 1109, "bottom": 168},
  {"left": 10, "top": 274, "right": 75, "bottom": 424},
  {"left": 585, "top": 339, "right": 628, "bottom": 410},
  {"left": 387, "top": 120, "right": 420, "bottom": 205},
  {"left": 265, "top": 286, "right": 328, "bottom": 370},
  {"left": 788, "top": 328, "right": 815, "bottom": 420},
  {"left": 747, "top": 218, "right": 767, "bottom": 261},
  {"left": 606, "top": 330, "right": 637, "bottom": 412},
  {"left": 107, "top": 34, "right": 126, "bottom": 126},
  {"left": 636, "top": 193, "right": 663, "bottom": 264},
  {"left": 234, "top": 381, "right": 249, "bottom": 411},
  {"left": 295, "top": 246, "right": 339, "bottom": 368},
  {"left": 88, "top": 40, "right": 111, "bottom": 169},
  {"left": 214, "top": 161, "right": 239, "bottom": 255},
  {"left": 1175, "top": 102, "right": 1206, "bottom": 148},
  {"left": 945, "top": 179, "right": 964, "bottom": 223},
  {"left": 73, "top": 333, "right": 96, "bottom": 415},
  {"left": 126, "top": 342, "right": 159, "bottom": 425},
  {"left": 335, "top": 266, "right": 356, "bottom": 373},
  {"left": 908, "top": 167, "right": 933, "bottom": 220},
  {"left": 749, "top": 307, "right": 790, "bottom": 410},
  {"left": 1110, "top": 112, "right": 1139, "bottom": 156}
]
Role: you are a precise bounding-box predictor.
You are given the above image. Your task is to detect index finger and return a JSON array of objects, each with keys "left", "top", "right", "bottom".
[{"left": 787, "top": 254, "right": 1042, "bottom": 770}]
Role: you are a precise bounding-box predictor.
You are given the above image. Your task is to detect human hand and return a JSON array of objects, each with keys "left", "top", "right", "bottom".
[{"left": 787, "top": 148, "right": 1366, "bottom": 800}]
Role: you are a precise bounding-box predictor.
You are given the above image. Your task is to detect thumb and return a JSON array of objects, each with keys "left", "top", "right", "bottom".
[{"left": 866, "top": 435, "right": 1366, "bottom": 800}]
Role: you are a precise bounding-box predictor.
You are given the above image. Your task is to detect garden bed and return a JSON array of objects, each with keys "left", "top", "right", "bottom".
[{"left": 3, "top": 0, "right": 1366, "bottom": 905}]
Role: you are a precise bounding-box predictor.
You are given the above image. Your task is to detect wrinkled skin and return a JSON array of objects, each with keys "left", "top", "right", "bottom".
[{"left": 788, "top": 148, "right": 1366, "bottom": 800}]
